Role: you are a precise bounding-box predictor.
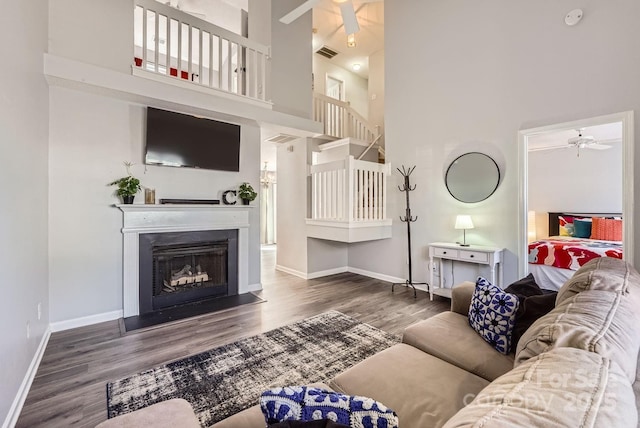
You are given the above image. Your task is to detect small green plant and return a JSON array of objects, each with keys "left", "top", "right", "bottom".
[
  {"left": 109, "top": 176, "right": 141, "bottom": 196},
  {"left": 238, "top": 182, "right": 257, "bottom": 202},
  {"left": 109, "top": 161, "right": 142, "bottom": 199}
]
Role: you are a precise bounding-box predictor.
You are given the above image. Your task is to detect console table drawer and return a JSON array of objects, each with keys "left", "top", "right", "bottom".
[
  {"left": 459, "top": 250, "right": 488, "bottom": 263},
  {"left": 433, "top": 247, "right": 458, "bottom": 258}
]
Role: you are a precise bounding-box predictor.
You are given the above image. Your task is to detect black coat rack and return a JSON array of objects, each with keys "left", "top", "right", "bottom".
[{"left": 392, "top": 165, "right": 428, "bottom": 298}]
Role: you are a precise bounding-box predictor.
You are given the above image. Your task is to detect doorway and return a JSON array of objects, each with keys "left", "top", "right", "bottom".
[{"left": 518, "top": 112, "right": 634, "bottom": 278}]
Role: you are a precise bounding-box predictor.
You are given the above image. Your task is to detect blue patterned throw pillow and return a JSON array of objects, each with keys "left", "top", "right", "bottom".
[
  {"left": 468, "top": 277, "right": 520, "bottom": 354},
  {"left": 260, "top": 386, "right": 398, "bottom": 428}
]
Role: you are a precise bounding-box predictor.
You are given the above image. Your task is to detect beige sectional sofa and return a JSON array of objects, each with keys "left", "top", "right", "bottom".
[
  {"left": 103, "top": 257, "right": 640, "bottom": 427},
  {"left": 214, "top": 257, "right": 640, "bottom": 427}
]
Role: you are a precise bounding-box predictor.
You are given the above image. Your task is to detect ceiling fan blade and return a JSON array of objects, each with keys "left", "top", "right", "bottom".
[
  {"left": 585, "top": 144, "right": 612, "bottom": 150},
  {"left": 340, "top": 1, "right": 360, "bottom": 34},
  {"left": 280, "top": 0, "right": 320, "bottom": 24},
  {"left": 528, "top": 145, "right": 570, "bottom": 152}
]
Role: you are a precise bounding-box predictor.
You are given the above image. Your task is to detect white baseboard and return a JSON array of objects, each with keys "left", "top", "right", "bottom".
[
  {"left": 275, "top": 264, "right": 309, "bottom": 279},
  {"left": 307, "top": 266, "right": 348, "bottom": 279},
  {"left": 50, "top": 310, "right": 123, "bottom": 333},
  {"left": 3, "top": 327, "right": 51, "bottom": 428},
  {"left": 274, "top": 264, "right": 426, "bottom": 291},
  {"left": 346, "top": 267, "right": 429, "bottom": 291},
  {"left": 346, "top": 267, "right": 405, "bottom": 284}
]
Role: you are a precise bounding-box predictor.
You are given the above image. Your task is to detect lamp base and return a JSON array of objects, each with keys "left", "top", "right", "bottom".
[{"left": 457, "top": 242, "right": 470, "bottom": 247}]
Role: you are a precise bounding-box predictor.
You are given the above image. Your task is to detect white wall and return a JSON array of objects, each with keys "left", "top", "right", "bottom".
[
  {"left": 368, "top": 50, "right": 385, "bottom": 139},
  {"left": 308, "top": 239, "right": 348, "bottom": 274},
  {"left": 48, "top": 86, "right": 261, "bottom": 323},
  {"left": 529, "top": 143, "right": 622, "bottom": 213},
  {"left": 0, "top": 1, "right": 50, "bottom": 424},
  {"left": 248, "top": 0, "right": 272, "bottom": 102},
  {"left": 270, "top": 0, "right": 313, "bottom": 118},
  {"left": 349, "top": 1, "right": 640, "bottom": 285},
  {"left": 313, "top": 56, "right": 369, "bottom": 119},
  {"left": 276, "top": 139, "right": 309, "bottom": 274},
  {"left": 49, "top": 0, "right": 133, "bottom": 73}
]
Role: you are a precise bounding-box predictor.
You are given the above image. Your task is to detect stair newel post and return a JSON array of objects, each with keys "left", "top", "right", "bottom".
[{"left": 392, "top": 165, "right": 428, "bottom": 298}]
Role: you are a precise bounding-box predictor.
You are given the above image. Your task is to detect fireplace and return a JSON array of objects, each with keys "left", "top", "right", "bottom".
[
  {"left": 139, "top": 230, "right": 238, "bottom": 315},
  {"left": 118, "top": 204, "right": 252, "bottom": 318}
]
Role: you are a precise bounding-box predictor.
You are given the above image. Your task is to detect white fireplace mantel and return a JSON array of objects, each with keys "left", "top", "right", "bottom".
[{"left": 117, "top": 204, "right": 253, "bottom": 317}]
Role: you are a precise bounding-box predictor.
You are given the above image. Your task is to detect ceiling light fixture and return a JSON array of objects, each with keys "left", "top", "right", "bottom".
[
  {"left": 347, "top": 33, "right": 356, "bottom": 48},
  {"left": 352, "top": 63, "right": 361, "bottom": 71}
]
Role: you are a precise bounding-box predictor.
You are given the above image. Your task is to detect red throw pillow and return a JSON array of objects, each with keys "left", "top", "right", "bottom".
[{"left": 590, "top": 217, "right": 622, "bottom": 241}]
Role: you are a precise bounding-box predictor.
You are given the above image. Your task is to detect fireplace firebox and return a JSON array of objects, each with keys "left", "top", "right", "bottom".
[{"left": 139, "top": 230, "right": 238, "bottom": 314}]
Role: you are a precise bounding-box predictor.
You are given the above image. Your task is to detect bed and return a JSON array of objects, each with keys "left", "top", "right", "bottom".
[{"left": 528, "top": 212, "right": 623, "bottom": 291}]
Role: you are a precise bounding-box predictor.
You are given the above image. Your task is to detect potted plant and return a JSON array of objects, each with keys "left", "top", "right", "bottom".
[
  {"left": 238, "top": 182, "right": 257, "bottom": 205},
  {"left": 109, "top": 162, "right": 142, "bottom": 204}
]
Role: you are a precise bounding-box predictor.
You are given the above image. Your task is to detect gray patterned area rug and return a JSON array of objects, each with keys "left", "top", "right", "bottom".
[{"left": 106, "top": 311, "right": 399, "bottom": 426}]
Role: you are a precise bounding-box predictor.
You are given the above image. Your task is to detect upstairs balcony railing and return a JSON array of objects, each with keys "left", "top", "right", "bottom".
[
  {"left": 310, "top": 156, "right": 389, "bottom": 223},
  {"left": 133, "top": 0, "right": 270, "bottom": 102},
  {"left": 313, "top": 93, "right": 379, "bottom": 142}
]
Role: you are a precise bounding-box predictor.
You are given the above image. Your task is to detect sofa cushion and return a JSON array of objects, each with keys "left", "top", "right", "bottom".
[
  {"left": 555, "top": 256, "right": 638, "bottom": 304},
  {"left": 468, "top": 277, "right": 519, "bottom": 354},
  {"left": 443, "top": 347, "right": 636, "bottom": 428},
  {"left": 95, "top": 399, "right": 200, "bottom": 428},
  {"left": 329, "top": 343, "right": 489, "bottom": 428},
  {"left": 516, "top": 258, "right": 640, "bottom": 381},
  {"left": 503, "top": 273, "right": 543, "bottom": 298},
  {"left": 403, "top": 312, "right": 513, "bottom": 381},
  {"left": 504, "top": 274, "right": 557, "bottom": 353},
  {"left": 260, "top": 386, "right": 398, "bottom": 427},
  {"left": 509, "top": 292, "right": 556, "bottom": 353},
  {"left": 450, "top": 281, "right": 476, "bottom": 315}
]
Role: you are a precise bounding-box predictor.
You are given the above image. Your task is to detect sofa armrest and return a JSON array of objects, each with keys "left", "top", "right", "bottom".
[{"left": 451, "top": 281, "right": 475, "bottom": 315}]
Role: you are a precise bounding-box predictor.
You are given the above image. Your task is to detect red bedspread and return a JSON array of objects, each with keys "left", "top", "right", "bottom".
[{"left": 528, "top": 237, "right": 623, "bottom": 271}]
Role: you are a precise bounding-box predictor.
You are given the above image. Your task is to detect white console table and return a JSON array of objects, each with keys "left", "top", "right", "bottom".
[{"left": 428, "top": 242, "right": 504, "bottom": 300}]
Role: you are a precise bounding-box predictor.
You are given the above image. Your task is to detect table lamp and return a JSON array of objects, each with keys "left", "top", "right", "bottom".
[{"left": 455, "top": 215, "right": 474, "bottom": 247}]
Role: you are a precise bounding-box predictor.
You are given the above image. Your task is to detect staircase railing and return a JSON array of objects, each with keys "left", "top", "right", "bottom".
[
  {"left": 313, "top": 93, "right": 379, "bottom": 142},
  {"left": 133, "top": 0, "right": 269, "bottom": 102},
  {"left": 310, "top": 156, "right": 389, "bottom": 222}
]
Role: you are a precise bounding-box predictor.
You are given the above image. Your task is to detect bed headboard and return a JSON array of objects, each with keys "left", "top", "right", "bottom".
[{"left": 548, "top": 212, "right": 623, "bottom": 236}]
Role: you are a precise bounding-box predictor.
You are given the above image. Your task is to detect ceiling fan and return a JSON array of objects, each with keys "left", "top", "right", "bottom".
[
  {"left": 567, "top": 129, "right": 613, "bottom": 152},
  {"left": 280, "top": 0, "right": 382, "bottom": 35},
  {"left": 530, "top": 129, "right": 614, "bottom": 156}
]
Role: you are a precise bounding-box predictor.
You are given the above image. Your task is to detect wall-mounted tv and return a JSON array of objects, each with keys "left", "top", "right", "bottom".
[{"left": 145, "top": 107, "right": 241, "bottom": 172}]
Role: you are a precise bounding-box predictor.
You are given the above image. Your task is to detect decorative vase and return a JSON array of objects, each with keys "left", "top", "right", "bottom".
[
  {"left": 242, "top": 198, "right": 250, "bottom": 205},
  {"left": 122, "top": 195, "right": 135, "bottom": 204}
]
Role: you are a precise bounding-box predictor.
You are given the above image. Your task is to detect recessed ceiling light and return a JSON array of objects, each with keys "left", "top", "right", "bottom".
[{"left": 352, "top": 63, "right": 361, "bottom": 71}]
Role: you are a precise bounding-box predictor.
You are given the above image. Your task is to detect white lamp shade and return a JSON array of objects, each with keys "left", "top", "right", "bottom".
[{"left": 455, "top": 215, "right": 474, "bottom": 230}]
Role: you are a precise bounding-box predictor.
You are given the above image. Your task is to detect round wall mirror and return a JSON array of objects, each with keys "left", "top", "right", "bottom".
[{"left": 445, "top": 152, "right": 500, "bottom": 203}]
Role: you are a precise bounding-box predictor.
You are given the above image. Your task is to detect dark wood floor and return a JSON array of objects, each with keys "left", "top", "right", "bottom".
[{"left": 17, "top": 246, "right": 449, "bottom": 427}]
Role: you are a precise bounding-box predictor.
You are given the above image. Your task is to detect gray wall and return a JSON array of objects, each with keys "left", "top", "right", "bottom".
[
  {"left": 529, "top": 143, "right": 622, "bottom": 213},
  {"left": 48, "top": 87, "right": 262, "bottom": 322},
  {"left": 368, "top": 50, "right": 385, "bottom": 140},
  {"left": 49, "top": 0, "right": 133, "bottom": 73},
  {"left": 350, "top": 1, "right": 640, "bottom": 284},
  {"left": 0, "top": 1, "right": 50, "bottom": 423},
  {"left": 270, "top": 0, "right": 312, "bottom": 118},
  {"left": 276, "top": 139, "right": 309, "bottom": 274}
]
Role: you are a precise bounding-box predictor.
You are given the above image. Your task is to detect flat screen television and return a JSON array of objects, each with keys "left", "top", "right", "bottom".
[{"left": 145, "top": 107, "right": 241, "bottom": 172}]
